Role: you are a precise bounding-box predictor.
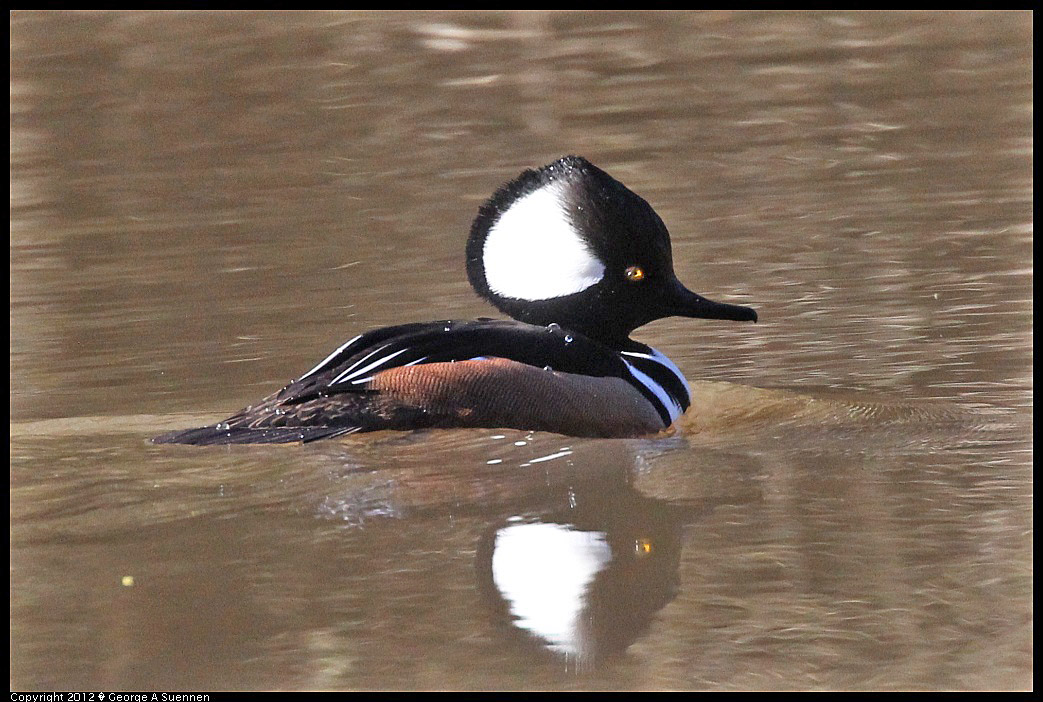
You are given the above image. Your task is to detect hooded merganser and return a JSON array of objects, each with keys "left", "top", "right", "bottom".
[{"left": 154, "top": 156, "right": 757, "bottom": 445}]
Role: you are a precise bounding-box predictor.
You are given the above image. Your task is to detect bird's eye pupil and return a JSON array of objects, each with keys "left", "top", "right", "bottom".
[{"left": 625, "top": 265, "right": 645, "bottom": 282}]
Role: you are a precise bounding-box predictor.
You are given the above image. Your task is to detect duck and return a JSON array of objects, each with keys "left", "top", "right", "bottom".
[{"left": 153, "top": 155, "right": 757, "bottom": 445}]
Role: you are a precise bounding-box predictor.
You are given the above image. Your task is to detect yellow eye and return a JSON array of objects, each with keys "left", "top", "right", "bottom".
[{"left": 625, "top": 265, "right": 645, "bottom": 282}]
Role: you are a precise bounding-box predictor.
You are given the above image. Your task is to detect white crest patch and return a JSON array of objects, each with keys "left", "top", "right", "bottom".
[{"left": 483, "top": 182, "right": 605, "bottom": 300}]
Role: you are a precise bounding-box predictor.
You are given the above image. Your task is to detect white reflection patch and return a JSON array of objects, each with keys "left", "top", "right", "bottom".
[{"left": 491, "top": 522, "right": 612, "bottom": 657}]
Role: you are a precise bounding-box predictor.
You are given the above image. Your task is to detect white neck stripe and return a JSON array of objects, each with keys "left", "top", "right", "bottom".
[
  {"left": 620, "top": 348, "right": 691, "bottom": 401},
  {"left": 623, "top": 360, "right": 682, "bottom": 426}
]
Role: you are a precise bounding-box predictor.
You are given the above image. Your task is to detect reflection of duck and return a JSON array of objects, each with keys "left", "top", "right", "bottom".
[
  {"left": 154, "top": 156, "right": 756, "bottom": 445},
  {"left": 476, "top": 477, "right": 720, "bottom": 666}
]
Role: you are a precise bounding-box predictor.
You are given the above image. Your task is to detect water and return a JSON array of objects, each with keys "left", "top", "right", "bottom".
[{"left": 10, "top": 11, "right": 1031, "bottom": 691}]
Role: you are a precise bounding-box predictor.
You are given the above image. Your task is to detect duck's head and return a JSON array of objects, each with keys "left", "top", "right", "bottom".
[{"left": 466, "top": 155, "right": 757, "bottom": 345}]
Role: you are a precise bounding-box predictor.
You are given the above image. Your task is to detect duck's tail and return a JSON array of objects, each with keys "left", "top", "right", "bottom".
[{"left": 151, "top": 424, "right": 361, "bottom": 445}]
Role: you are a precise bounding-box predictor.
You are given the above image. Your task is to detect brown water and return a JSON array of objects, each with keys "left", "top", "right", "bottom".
[{"left": 10, "top": 11, "right": 1032, "bottom": 691}]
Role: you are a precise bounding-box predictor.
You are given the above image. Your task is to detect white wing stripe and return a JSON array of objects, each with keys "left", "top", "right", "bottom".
[
  {"left": 331, "top": 346, "right": 413, "bottom": 385},
  {"left": 329, "top": 343, "right": 393, "bottom": 384},
  {"left": 298, "top": 334, "right": 363, "bottom": 380},
  {"left": 346, "top": 355, "right": 430, "bottom": 386}
]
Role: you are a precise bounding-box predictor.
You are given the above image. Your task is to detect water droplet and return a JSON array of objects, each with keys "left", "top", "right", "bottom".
[
  {"left": 547, "top": 323, "right": 561, "bottom": 332},
  {"left": 216, "top": 422, "right": 229, "bottom": 431},
  {"left": 543, "top": 365, "right": 552, "bottom": 371},
  {"left": 564, "top": 335, "right": 573, "bottom": 343}
]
